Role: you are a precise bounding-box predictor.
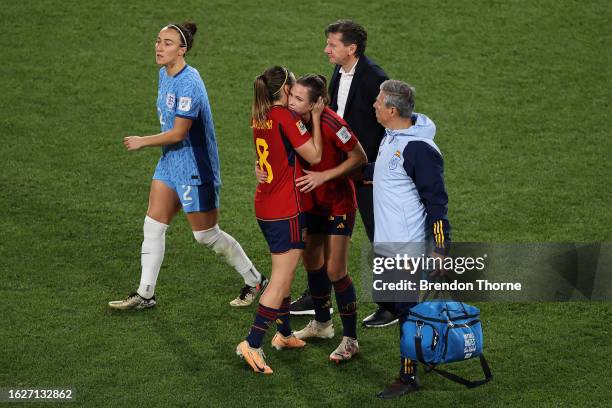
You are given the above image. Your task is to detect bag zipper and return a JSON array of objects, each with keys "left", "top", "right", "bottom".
[
  {"left": 442, "top": 319, "right": 481, "bottom": 359},
  {"left": 410, "top": 311, "right": 479, "bottom": 323}
]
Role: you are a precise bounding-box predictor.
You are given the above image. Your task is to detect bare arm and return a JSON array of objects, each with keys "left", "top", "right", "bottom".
[
  {"left": 296, "top": 141, "right": 367, "bottom": 193},
  {"left": 294, "top": 98, "right": 324, "bottom": 165},
  {"left": 123, "top": 117, "right": 192, "bottom": 150}
]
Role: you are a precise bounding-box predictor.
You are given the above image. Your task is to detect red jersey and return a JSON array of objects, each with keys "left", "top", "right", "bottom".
[
  {"left": 308, "top": 107, "right": 359, "bottom": 216},
  {"left": 253, "top": 106, "right": 313, "bottom": 220}
]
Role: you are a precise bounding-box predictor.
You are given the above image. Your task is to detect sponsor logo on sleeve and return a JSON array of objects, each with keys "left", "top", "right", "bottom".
[
  {"left": 336, "top": 126, "right": 351, "bottom": 144},
  {"left": 166, "top": 93, "right": 176, "bottom": 109},
  {"left": 178, "top": 96, "right": 192, "bottom": 112},
  {"left": 296, "top": 120, "right": 307, "bottom": 135}
]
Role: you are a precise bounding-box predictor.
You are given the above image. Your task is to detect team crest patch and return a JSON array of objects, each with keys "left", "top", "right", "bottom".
[
  {"left": 296, "top": 120, "right": 307, "bottom": 135},
  {"left": 178, "top": 96, "right": 192, "bottom": 112},
  {"left": 336, "top": 126, "right": 351, "bottom": 144},
  {"left": 389, "top": 150, "right": 402, "bottom": 170},
  {"left": 166, "top": 93, "right": 176, "bottom": 109}
]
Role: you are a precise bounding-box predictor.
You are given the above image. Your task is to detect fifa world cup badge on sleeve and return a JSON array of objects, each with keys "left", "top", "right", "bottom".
[
  {"left": 178, "top": 97, "right": 192, "bottom": 111},
  {"left": 296, "top": 120, "right": 307, "bottom": 135},
  {"left": 336, "top": 126, "right": 351, "bottom": 144}
]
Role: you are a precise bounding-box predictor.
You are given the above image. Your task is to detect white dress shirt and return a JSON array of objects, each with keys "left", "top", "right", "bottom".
[{"left": 336, "top": 58, "right": 359, "bottom": 118}]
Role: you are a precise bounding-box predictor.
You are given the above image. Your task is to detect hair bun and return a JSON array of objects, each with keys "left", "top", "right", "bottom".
[{"left": 183, "top": 21, "right": 197, "bottom": 36}]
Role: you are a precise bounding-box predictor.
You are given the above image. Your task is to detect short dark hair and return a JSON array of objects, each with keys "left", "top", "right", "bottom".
[
  {"left": 325, "top": 19, "right": 367, "bottom": 56},
  {"left": 296, "top": 74, "right": 330, "bottom": 105},
  {"left": 380, "top": 80, "right": 415, "bottom": 118}
]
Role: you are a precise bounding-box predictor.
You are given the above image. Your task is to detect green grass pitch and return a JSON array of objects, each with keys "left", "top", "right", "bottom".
[{"left": 0, "top": 0, "right": 610, "bottom": 406}]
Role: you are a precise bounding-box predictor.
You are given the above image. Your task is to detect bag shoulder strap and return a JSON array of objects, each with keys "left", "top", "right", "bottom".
[
  {"left": 413, "top": 324, "right": 492, "bottom": 388},
  {"left": 414, "top": 336, "right": 432, "bottom": 365},
  {"left": 431, "top": 354, "right": 493, "bottom": 388}
]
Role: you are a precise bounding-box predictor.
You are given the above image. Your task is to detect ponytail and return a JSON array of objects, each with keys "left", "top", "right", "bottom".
[{"left": 252, "top": 75, "right": 272, "bottom": 125}]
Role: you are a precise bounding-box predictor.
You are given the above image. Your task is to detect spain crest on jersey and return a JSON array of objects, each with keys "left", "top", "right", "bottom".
[{"left": 389, "top": 150, "right": 402, "bottom": 170}]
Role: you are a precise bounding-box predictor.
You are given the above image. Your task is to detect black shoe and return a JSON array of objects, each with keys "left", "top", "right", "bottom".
[
  {"left": 290, "top": 288, "right": 333, "bottom": 316},
  {"left": 376, "top": 377, "right": 420, "bottom": 399},
  {"left": 362, "top": 307, "right": 398, "bottom": 328}
]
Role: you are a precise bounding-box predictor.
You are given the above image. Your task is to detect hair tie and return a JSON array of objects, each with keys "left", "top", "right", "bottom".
[{"left": 272, "top": 68, "right": 289, "bottom": 95}]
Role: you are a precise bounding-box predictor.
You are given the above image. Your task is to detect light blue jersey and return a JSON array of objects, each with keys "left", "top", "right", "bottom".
[{"left": 154, "top": 65, "right": 221, "bottom": 187}]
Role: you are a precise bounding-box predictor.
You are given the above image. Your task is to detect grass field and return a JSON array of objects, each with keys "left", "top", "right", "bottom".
[{"left": 1, "top": 0, "right": 610, "bottom": 406}]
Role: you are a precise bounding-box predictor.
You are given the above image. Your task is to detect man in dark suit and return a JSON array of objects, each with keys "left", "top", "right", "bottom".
[{"left": 290, "top": 19, "right": 398, "bottom": 328}]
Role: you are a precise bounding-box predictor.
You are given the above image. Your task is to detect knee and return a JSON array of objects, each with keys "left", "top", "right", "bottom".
[
  {"left": 144, "top": 216, "right": 168, "bottom": 237},
  {"left": 193, "top": 224, "right": 220, "bottom": 245},
  {"left": 303, "top": 247, "right": 324, "bottom": 271},
  {"left": 303, "top": 257, "right": 324, "bottom": 272},
  {"left": 326, "top": 263, "right": 347, "bottom": 282},
  {"left": 262, "top": 279, "right": 289, "bottom": 302},
  {"left": 193, "top": 225, "right": 235, "bottom": 255}
]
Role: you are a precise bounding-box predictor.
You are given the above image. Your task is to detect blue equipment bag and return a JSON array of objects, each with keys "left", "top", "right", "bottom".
[{"left": 401, "top": 301, "right": 492, "bottom": 388}]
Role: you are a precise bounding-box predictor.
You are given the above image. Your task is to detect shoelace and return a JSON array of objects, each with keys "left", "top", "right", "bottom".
[
  {"left": 239, "top": 285, "right": 255, "bottom": 300},
  {"left": 254, "top": 347, "right": 266, "bottom": 360},
  {"left": 338, "top": 338, "right": 355, "bottom": 354},
  {"left": 126, "top": 292, "right": 140, "bottom": 301}
]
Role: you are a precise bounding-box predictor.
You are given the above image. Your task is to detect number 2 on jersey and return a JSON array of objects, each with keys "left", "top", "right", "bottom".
[{"left": 256, "top": 138, "right": 273, "bottom": 183}]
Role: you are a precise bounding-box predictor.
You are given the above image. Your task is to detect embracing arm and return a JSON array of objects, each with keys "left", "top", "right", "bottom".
[
  {"left": 123, "top": 117, "right": 192, "bottom": 150},
  {"left": 296, "top": 142, "right": 367, "bottom": 193},
  {"left": 294, "top": 98, "right": 325, "bottom": 165}
]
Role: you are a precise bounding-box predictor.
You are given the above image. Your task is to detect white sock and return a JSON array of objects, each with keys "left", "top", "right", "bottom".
[
  {"left": 193, "top": 225, "right": 262, "bottom": 286},
  {"left": 137, "top": 216, "right": 168, "bottom": 298}
]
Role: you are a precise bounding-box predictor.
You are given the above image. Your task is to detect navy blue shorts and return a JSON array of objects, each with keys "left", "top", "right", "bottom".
[
  {"left": 306, "top": 212, "right": 355, "bottom": 236},
  {"left": 257, "top": 213, "right": 307, "bottom": 254}
]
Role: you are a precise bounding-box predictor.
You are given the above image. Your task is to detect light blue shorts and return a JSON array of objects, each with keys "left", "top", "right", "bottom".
[{"left": 153, "top": 170, "right": 219, "bottom": 213}]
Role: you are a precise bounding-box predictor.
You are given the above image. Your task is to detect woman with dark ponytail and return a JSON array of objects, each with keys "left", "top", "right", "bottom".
[
  {"left": 276, "top": 74, "right": 367, "bottom": 363},
  {"left": 236, "top": 66, "right": 324, "bottom": 374},
  {"left": 109, "top": 22, "right": 267, "bottom": 311}
]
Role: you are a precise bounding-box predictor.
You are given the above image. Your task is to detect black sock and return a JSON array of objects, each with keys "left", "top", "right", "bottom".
[
  {"left": 246, "top": 303, "right": 278, "bottom": 348},
  {"left": 399, "top": 357, "right": 417, "bottom": 382},
  {"left": 276, "top": 296, "right": 292, "bottom": 336},
  {"left": 307, "top": 267, "right": 332, "bottom": 322},
  {"left": 333, "top": 274, "right": 357, "bottom": 339}
]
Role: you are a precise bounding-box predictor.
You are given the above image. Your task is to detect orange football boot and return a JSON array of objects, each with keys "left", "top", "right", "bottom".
[
  {"left": 236, "top": 340, "right": 273, "bottom": 374},
  {"left": 271, "top": 332, "right": 307, "bottom": 350}
]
